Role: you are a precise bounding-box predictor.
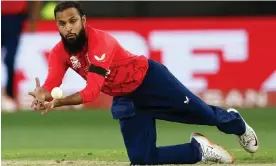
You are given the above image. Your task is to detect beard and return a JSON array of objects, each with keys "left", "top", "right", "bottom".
[{"left": 60, "top": 26, "right": 87, "bottom": 54}]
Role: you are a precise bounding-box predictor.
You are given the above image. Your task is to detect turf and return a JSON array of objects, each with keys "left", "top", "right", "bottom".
[{"left": 2, "top": 108, "right": 276, "bottom": 164}]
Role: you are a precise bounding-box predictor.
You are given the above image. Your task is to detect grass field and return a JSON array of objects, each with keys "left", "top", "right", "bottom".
[{"left": 2, "top": 108, "right": 276, "bottom": 165}]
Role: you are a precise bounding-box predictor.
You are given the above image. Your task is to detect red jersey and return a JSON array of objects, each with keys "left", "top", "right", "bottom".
[{"left": 42, "top": 26, "right": 149, "bottom": 103}]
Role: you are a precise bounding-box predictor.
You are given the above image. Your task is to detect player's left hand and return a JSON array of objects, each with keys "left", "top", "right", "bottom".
[{"left": 41, "top": 99, "right": 58, "bottom": 115}]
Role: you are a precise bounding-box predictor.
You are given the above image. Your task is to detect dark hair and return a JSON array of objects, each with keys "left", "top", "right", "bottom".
[{"left": 54, "top": 1, "right": 84, "bottom": 18}]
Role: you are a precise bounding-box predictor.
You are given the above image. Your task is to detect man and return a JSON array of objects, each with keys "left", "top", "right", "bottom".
[{"left": 29, "top": 1, "right": 258, "bottom": 165}]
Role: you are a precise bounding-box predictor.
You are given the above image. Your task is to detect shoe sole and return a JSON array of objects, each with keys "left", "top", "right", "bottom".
[{"left": 192, "top": 132, "right": 236, "bottom": 164}]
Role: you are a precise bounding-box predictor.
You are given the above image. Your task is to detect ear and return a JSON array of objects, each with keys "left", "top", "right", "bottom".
[{"left": 82, "top": 15, "right": 86, "bottom": 26}]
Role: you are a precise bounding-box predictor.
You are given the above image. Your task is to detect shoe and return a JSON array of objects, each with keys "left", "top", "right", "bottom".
[
  {"left": 227, "top": 108, "right": 259, "bottom": 153},
  {"left": 1, "top": 95, "right": 17, "bottom": 112},
  {"left": 190, "top": 132, "right": 235, "bottom": 164}
]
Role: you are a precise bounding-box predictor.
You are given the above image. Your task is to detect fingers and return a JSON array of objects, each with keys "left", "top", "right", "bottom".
[
  {"left": 31, "top": 100, "right": 36, "bottom": 109},
  {"left": 29, "top": 77, "right": 41, "bottom": 98},
  {"left": 29, "top": 92, "right": 36, "bottom": 98},
  {"left": 30, "top": 94, "right": 53, "bottom": 115},
  {"left": 31, "top": 99, "right": 46, "bottom": 111},
  {"left": 41, "top": 102, "right": 53, "bottom": 115},
  {"left": 41, "top": 110, "right": 48, "bottom": 115},
  {"left": 31, "top": 100, "right": 39, "bottom": 110},
  {"left": 35, "top": 77, "right": 41, "bottom": 88},
  {"left": 37, "top": 102, "right": 46, "bottom": 110},
  {"left": 38, "top": 101, "right": 44, "bottom": 108}
]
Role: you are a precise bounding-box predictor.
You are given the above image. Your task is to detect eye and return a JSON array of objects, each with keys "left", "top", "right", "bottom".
[
  {"left": 59, "top": 21, "right": 65, "bottom": 26},
  {"left": 70, "top": 19, "right": 76, "bottom": 24}
]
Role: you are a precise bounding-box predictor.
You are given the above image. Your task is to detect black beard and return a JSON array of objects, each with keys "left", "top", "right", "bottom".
[{"left": 60, "top": 26, "right": 87, "bottom": 54}]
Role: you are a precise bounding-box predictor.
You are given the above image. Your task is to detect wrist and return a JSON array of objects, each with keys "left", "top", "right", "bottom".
[{"left": 54, "top": 99, "right": 63, "bottom": 108}]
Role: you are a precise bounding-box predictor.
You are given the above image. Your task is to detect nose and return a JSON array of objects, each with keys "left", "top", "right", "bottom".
[{"left": 65, "top": 24, "right": 73, "bottom": 32}]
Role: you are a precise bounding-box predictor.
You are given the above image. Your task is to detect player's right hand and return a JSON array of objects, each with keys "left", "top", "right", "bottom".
[{"left": 28, "top": 77, "right": 47, "bottom": 111}]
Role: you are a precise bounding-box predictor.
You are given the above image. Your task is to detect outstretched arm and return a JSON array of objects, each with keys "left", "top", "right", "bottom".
[
  {"left": 29, "top": 50, "right": 68, "bottom": 110},
  {"left": 42, "top": 68, "right": 107, "bottom": 115},
  {"left": 48, "top": 66, "right": 107, "bottom": 108},
  {"left": 54, "top": 92, "right": 83, "bottom": 107}
]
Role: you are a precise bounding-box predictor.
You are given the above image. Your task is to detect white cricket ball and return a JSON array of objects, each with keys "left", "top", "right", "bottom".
[{"left": 51, "top": 87, "right": 63, "bottom": 99}]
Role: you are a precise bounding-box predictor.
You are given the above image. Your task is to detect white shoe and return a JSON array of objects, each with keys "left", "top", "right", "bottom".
[
  {"left": 1, "top": 95, "right": 17, "bottom": 112},
  {"left": 190, "top": 132, "right": 235, "bottom": 164},
  {"left": 227, "top": 108, "right": 259, "bottom": 153}
]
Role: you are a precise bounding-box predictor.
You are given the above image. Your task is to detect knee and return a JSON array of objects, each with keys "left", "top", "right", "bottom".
[
  {"left": 128, "top": 148, "right": 155, "bottom": 165},
  {"left": 129, "top": 152, "right": 145, "bottom": 165}
]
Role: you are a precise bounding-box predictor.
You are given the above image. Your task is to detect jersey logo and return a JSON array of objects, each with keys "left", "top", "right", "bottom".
[
  {"left": 94, "top": 53, "right": 106, "bottom": 61},
  {"left": 184, "top": 96, "right": 190, "bottom": 104},
  {"left": 70, "top": 56, "right": 81, "bottom": 69}
]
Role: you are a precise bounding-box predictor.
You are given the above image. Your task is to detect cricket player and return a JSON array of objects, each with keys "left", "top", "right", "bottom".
[{"left": 29, "top": 1, "right": 258, "bottom": 165}]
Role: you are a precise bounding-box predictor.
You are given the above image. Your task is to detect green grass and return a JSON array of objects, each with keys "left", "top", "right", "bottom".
[{"left": 2, "top": 108, "right": 276, "bottom": 163}]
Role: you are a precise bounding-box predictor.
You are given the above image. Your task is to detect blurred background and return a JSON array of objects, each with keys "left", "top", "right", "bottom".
[
  {"left": 1, "top": 1, "right": 276, "bottom": 111},
  {"left": 1, "top": 1, "right": 276, "bottom": 163}
]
